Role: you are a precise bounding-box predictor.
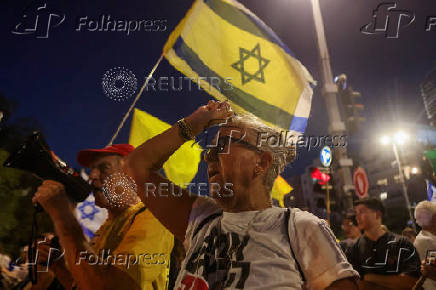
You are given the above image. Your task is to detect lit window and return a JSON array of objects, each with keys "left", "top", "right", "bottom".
[{"left": 376, "top": 178, "right": 388, "bottom": 186}]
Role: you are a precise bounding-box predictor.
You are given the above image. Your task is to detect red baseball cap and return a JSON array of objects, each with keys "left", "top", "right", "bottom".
[{"left": 77, "top": 144, "right": 135, "bottom": 168}]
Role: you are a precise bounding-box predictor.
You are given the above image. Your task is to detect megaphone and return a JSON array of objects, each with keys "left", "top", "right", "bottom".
[{"left": 3, "top": 131, "right": 91, "bottom": 202}]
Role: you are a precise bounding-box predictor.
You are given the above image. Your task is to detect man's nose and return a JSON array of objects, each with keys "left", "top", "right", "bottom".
[{"left": 89, "top": 168, "right": 100, "bottom": 180}]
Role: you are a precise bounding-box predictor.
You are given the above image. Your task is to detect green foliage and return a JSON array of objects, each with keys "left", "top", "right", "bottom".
[{"left": 0, "top": 149, "right": 53, "bottom": 258}]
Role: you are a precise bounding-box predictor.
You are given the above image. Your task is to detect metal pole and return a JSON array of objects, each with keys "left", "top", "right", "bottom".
[
  {"left": 107, "top": 54, "right": 164, "bottom": 146},
  {"left": 310, "top": 0, "right": 355, "bottom": 210},
  {"left": 326, "top": 179, "right": 331, "bottom": 225},
  {"left": 392, "top": 143, "right": 416, "bottom": 231}
]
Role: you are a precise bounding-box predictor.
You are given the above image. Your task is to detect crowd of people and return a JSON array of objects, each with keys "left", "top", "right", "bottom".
[{"left": 1, "top": 100, "right": 435, "bottom": 289}]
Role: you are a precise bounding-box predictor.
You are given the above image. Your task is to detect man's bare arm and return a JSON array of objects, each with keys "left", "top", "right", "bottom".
[
  {"left": 50, "top": 207, "right": 140, "bottom": 290},
  {"left": 50, "top": 259, "right": 74, "bottom": 289},
  {"left": 124, "top": 124, "right": 198, "bottom": 241},
  {"left": 326, "top": 277, "right": 358, "bottom": 289},
  {"left": 124, "top": 101, "right": 233, "bottom": 241},
  {"left": 364, "top": 273, "right": 418, "bottom": 289}
]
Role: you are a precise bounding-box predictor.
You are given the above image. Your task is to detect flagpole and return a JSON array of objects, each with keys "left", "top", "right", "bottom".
[{"left": 107, "top": 54, "right": 165, "bottom": 146}]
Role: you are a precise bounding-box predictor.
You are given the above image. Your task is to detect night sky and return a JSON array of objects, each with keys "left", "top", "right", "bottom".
[{"left": 1, "top": 0, "right": 436, "bottom": 184}]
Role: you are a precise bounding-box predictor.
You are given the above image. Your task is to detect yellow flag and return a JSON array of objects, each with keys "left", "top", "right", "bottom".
[
  {"left": 271, "top": 175, "right": 293, "bottom": 207},
  {"left": 129, "top": 108, "right": 202, "bottom": 186},
  {"left": 163, "top": 0, "right": 315, "bottom": 132}
]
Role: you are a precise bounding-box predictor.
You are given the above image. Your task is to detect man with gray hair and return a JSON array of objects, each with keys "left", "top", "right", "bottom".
[
  {"left": 414, "top": 201, "right": 436, "bottom": 289},
  {"left": 125, "top": 100, "right": 359, "bottom": 289}
]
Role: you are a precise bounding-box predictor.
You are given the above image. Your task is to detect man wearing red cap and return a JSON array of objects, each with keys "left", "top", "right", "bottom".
[{"left": 33, "top": 144, "right": 174, "bottom": 290}]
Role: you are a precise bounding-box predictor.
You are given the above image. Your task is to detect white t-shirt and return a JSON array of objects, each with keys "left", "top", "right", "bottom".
[
  {"left": 414, "top": 230, "right": 436, "bottom": 290},
  {"left": 0, "top": 253, "right": 11, "bottom": 269},
  {"left": 174, "top": 198, "right": 359, "bottom": 290}
]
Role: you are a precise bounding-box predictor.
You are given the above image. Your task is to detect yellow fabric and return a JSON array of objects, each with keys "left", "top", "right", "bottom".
[
  {"left": 163, "top": 0, "right": 315, "bottom": 130},
  {"left": 129, "top": 108, "right": 202, "bottom": 186},
  {"left": 91, "top": 202, "right": 174, "bottom": 290},
  {"left": 271, "top": 175, "right": 293, "bottom": 207}
]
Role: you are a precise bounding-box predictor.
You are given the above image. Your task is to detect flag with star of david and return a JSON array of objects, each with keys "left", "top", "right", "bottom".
[
  {"left": 75, "top": 193, "right": 108, "bottom": 239},
  {"left": 75, "top": 170, "right": 108, "bottom": 238},
  {"left": 163, "top": 0, "right": 315, "bottom": 133}
]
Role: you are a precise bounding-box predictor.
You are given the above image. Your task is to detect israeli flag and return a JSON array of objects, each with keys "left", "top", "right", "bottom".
[
  {"left": 425, "top": 179, "right": 436, "bottom": 203},
  {"left": 75, "top": 193, "right": 108, "bottom": 239},
  {"left": 75, "top": 170, "right": 108, "bottom": 239}
]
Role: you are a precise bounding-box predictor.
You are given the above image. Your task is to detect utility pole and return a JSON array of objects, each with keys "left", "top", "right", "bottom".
[
  {"left": 310, "top": 0, "right": 355, "bottom": 210},
  {"left": 392, "top": 143, "right": 417, "bottom": 231}
]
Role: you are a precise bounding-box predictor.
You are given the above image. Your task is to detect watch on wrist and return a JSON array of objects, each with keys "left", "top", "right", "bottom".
[{"left": 176, "top": 118, "right": 194, "bottom": 141}]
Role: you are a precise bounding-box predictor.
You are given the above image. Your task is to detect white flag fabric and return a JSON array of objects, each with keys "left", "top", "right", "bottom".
[
  {"left": 425, "top": 179, "right": 436, "bottom": 203},
  {"left": 75, "top": 169, "right": 107, "bottom": 238},
  {"left": 75, "top": 193, "right": 108, "bottom": 239}
]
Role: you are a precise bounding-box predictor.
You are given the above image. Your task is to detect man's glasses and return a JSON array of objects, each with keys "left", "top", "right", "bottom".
[{"left": 203, "top": 135, "right": 261, "bottom": 162}]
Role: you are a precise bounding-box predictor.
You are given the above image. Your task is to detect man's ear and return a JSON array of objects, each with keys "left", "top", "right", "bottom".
[
  {"left": 119, "top": 156, "right": 127, "bottom": 167},
  {"left": 258, "top": 151, "right": 273, "bottom": 171},
  {"left": 375, "top": 210, "right": 383, "bottom": 220}
]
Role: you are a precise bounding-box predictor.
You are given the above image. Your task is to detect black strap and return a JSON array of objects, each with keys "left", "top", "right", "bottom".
[
  {"left": 193, "top": 211, "right": 223, "bottom": 238},
  {"left": 285, "top": 208, "right": 306, "bottom": 281},
  {"left": 130, "top": 206, "right": 147, "bottom": 226}
]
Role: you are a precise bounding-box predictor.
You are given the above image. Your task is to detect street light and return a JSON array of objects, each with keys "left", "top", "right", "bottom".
[
  {"left": 394, "top": 131, "right": 409, "bottom": 145},
  {"left": 380, "top": 131, "right": 416, "bottom": 231},
  {"left": 380, "top": 135, "right": 390, "bottom": 145}
]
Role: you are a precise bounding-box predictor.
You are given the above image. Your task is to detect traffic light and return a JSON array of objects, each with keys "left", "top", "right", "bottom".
[
  {"left": 335, "top": 74, "right": 365, "bottom": 134},
  {"left": 311, "top": 167, "right": 330, "bottom": 185}
]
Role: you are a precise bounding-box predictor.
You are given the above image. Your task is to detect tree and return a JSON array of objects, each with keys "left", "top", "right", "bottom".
[{"left": 0, "top": 93, "right": 53, "bottom": 258}]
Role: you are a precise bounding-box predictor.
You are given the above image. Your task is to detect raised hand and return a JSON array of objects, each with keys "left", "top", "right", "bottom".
[{"left": 185, "top": 100, "right": 234, "bottom": 135}]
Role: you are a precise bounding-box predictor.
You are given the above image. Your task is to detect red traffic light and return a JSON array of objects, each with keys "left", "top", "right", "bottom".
[{"left": 311, "top": 167, "right": 331, "bottom": 185}]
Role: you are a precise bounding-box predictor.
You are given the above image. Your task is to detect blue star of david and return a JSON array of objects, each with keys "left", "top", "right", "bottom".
[
  {"left": 231, "top": 43, "right": 270, "bottom": 85},
  {"left": 78, "top": 200, "right": 99, "bottom": 221}
]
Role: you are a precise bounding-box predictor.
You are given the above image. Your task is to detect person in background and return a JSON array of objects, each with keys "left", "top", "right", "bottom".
[
  {"left": 340, "top": 213, "right": 361, "bottom": 253},
  {"left": 0, "top": 243, "right": 11, "bottom": 271},
  {"left": 25, "top": 234, "right": 64, "bottom": 290},
  {"left": 33, "top": 144, "right": 174, "bottom": 290},
  {"left": 402, "top": 227, "right": 417, "bottom": 244},
  {"left": 414, "top": 201, "right": 436, "bottom": 289},
  {"left": 347, "top": 197, "right": 421, "bottom": 289},
  {"left": 0, "top": 243, "right": 32, "bottom": 289}
]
